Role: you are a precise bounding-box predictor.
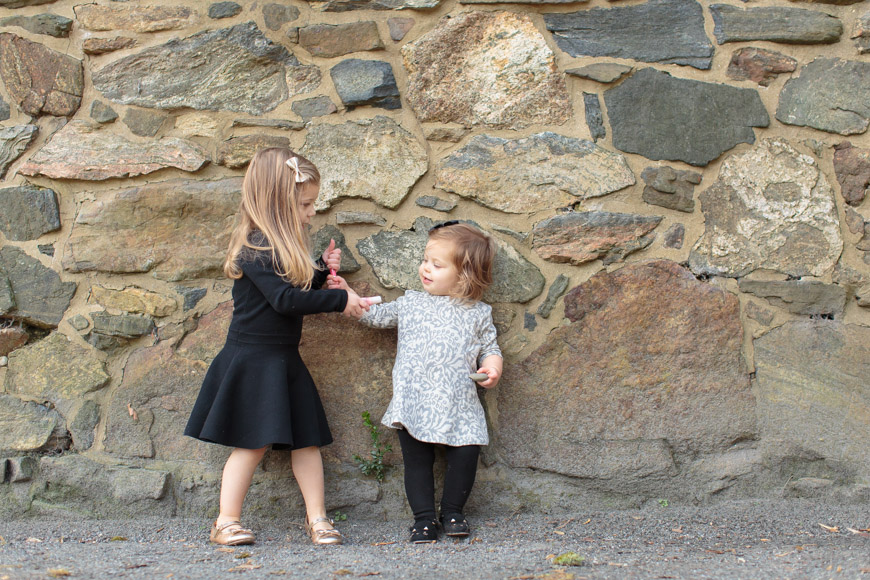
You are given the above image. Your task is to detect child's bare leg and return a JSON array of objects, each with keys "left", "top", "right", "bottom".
[
  {"left": 290, "top": 446, "right": 332, "bottom": 531},
  {"left": 217, "top": 446, "right": 268, "bottom": 525}
]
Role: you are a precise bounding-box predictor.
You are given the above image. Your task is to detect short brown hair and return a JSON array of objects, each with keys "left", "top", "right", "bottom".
[{"left": 428, "top": 222, "right": 496, "bottom": 301}]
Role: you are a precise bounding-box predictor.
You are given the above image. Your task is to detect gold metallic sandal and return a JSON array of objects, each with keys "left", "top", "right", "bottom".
[
  {"left": 210, "top": 521, "right": 255, "bottom": 546},
  {"left": 304, "top": 516, "right": 344, "bottom": 545}
]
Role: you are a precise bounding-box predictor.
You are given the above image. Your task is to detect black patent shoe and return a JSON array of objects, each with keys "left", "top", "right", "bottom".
[
  {"left": 409, "top": 519, "right": 439, "bottom": 543},
  {"left": 439, "top": 513, "right": 470, "bottom": 537}
]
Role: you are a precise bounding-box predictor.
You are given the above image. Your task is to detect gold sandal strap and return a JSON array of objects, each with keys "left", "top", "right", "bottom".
[{"left": 216, "top": 521, "right": 252, "bottom": 534}]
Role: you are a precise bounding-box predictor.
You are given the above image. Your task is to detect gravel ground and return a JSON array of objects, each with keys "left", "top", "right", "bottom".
[{"left": 0, "top": 500, "right": 867, "bottom": 579}]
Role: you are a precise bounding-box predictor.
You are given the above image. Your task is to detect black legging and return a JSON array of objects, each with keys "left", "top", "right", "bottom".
[{"left": 397, "top": 429, "right": 480, "bottom": 522}]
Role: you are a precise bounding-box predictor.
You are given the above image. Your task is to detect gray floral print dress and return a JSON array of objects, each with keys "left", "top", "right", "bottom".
[{"left": 360, "top": 290, "right": 501, "bottom": 446}]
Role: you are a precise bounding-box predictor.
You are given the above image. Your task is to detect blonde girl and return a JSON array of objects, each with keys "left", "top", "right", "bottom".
[{"left": 186, "top": 148, "right": 369, "bottom": 546}]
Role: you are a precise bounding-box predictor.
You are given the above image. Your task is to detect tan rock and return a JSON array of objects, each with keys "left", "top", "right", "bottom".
[
  {"left": 435, "top": 133, "right": 635, "bottom": 213},
  {"left": 6, "top": 332, "right": 109, "bottom": 403},
  {"left": 75, "top": 4, "right": 195, "bottom": 33},
  {"left": 403, "top": 11, "right": 571, "bottom": 129},
  {"left": 90, "top": 286, "right": 178, "bottom": 318},
  {"left": 63, "top": 178, "right": 242, "bottom": 281},
  {"left": 18, "top": 121, "right": 208, "bottom": 181}
]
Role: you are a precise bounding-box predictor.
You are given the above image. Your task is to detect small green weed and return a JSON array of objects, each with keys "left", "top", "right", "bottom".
[
  {"left": 353, "top": 411, "right": 392, "bottom": 482},
  {"left": 658, "top": 499, "right": 669, "bottom": 508},
  {"left": 333, "top": 510, "right": 348, "bottom": 522}
]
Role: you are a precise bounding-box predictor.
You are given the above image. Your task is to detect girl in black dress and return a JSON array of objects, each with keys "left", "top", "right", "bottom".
[{"left": 185, "top": 148, "right": 370, "bottom": 546}]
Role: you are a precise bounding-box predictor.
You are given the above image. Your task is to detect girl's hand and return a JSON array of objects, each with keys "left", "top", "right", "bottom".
[
  {"left": 322, "top": 239, "right": 341, "bottom": 273},
  {"left": 327, "top": 273, "right": 349, "bottom": 291},
  {"left": 474, "top": 366, "right": 501, "bottom": 389},
  {"left": 342, "top": 289, "right": 371, "bottom": 319}
]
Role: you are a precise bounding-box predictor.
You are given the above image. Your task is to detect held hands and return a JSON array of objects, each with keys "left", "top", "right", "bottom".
[{"left": 342, "top": 288, "right": 372, "bottom": 319}]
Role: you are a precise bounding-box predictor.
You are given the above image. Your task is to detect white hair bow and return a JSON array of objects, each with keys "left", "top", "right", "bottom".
[{"left": 285, "top": 157, "right": 308, "bottom": 183}]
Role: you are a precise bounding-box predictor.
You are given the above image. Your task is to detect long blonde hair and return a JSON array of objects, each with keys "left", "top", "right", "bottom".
[{"left": 224, "top": 148, "right": 321, "bottom": 289}]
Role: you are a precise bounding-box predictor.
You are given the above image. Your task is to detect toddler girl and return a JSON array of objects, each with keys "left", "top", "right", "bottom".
[
  {"left": 332, "top": 221, "right": 503, "bottom": 543},
  {"left": 185, "top": 148, "right": 370, "bottom": 546}
]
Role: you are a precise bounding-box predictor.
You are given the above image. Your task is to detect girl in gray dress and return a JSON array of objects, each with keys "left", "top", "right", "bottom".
[{"left": 331, "top": 222, "right": 503, "bottom": 543}]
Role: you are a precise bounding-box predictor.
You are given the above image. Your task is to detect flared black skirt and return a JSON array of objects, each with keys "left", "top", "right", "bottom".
[{"left": 184, "top": 334, "right": 332, "bottom": 450}]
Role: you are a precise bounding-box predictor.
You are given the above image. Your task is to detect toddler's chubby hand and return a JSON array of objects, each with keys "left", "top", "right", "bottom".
[
  {"left": 474, "top": 367, "right": 501, "bottom": 389},
  {"left": 342, "top": 288, "right": 371, "bottom": 319},
  {"left": 322, "top": 239, "right": 341, "bottom": 273}
]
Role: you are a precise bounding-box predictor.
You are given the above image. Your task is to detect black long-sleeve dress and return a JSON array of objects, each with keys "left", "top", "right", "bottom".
[{"left": 185, "top": 241, "right": 348, "bottom": 450}]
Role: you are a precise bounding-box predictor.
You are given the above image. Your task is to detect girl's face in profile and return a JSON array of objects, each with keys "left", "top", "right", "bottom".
[
  {"left": 419, "top": 239, "right": 460, "bottom": 297},
  {"left": 296, "top": 185, "right": 319, "bottom": 226}
]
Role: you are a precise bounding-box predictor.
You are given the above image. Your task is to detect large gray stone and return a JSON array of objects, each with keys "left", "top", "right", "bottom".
[
  {"left": 0, "top": 185, "right": 59, "bottom": 241},
  {"left": 330, "top": 59, "right": 400, "bottom": 110},
  {"left": 0, "top": 14, "right": 73, "bottom": 37},
  {"left": 92, "top": 22, "right": 320, "bottom": 115},
  {"left": 0, "top": 125, "right": 37, "bottom": 179},
  {"left": 689, "top": 139, "right": 842, "bottom": 278},
  {"left": 605, "top": 68, "right": 769, "bottom": 166},
  {"left": 63, "top": 178, "right": 242, "bottom": 281},
  {"left": 33, "top": 455, "right": 173, "bottom": 517},
  {"left": 434, "top": 133, "right": 635, "bottom": 214},
  {"left": 544, "top": 0, "right": 713, "bottom": 70},
  {"left": 301, "top": 117, "right": 427, "bottom": 211},
  {"left": 710, "top": 4, "right": 842, "bottom": 44},
  {"left": 0, "top": 246, "right": 76, "bottom": 328},
  {"left": 755, "top": 320, "right": 870, "bottom": 481},
  {"left": 403, "top": 11, "right": 571, "bottom": 129},
  {"left": 18, "top": 121, "right": 207, "bottom": 181},
  {"left": 499, "top": 261, "right": 752, "bottom": 489},
  {"left": 737, "top": 279, "right": 847, "bottom": 317},
  {"left": 531, "top": 211, "right": 663, "bottom": 266},
  {"left": 0, "top": 33, "right": 82, "bottom": 117},
  {"left": 776, "top": 58, "right": 870, "bottom": 136},
  {"left": 358, "top": 219, "right": 544, "bottom": 303},
  {"left": 5, "top": 332, "right": 109, "bottom": 406},
  {"left": 0, "top": 393, "right": 67, "bottom": 453}
]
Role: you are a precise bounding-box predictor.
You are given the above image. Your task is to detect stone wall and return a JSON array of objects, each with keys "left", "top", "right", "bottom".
[{"left": 1, "top": 0, "right": 868, "bottom": 519}]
